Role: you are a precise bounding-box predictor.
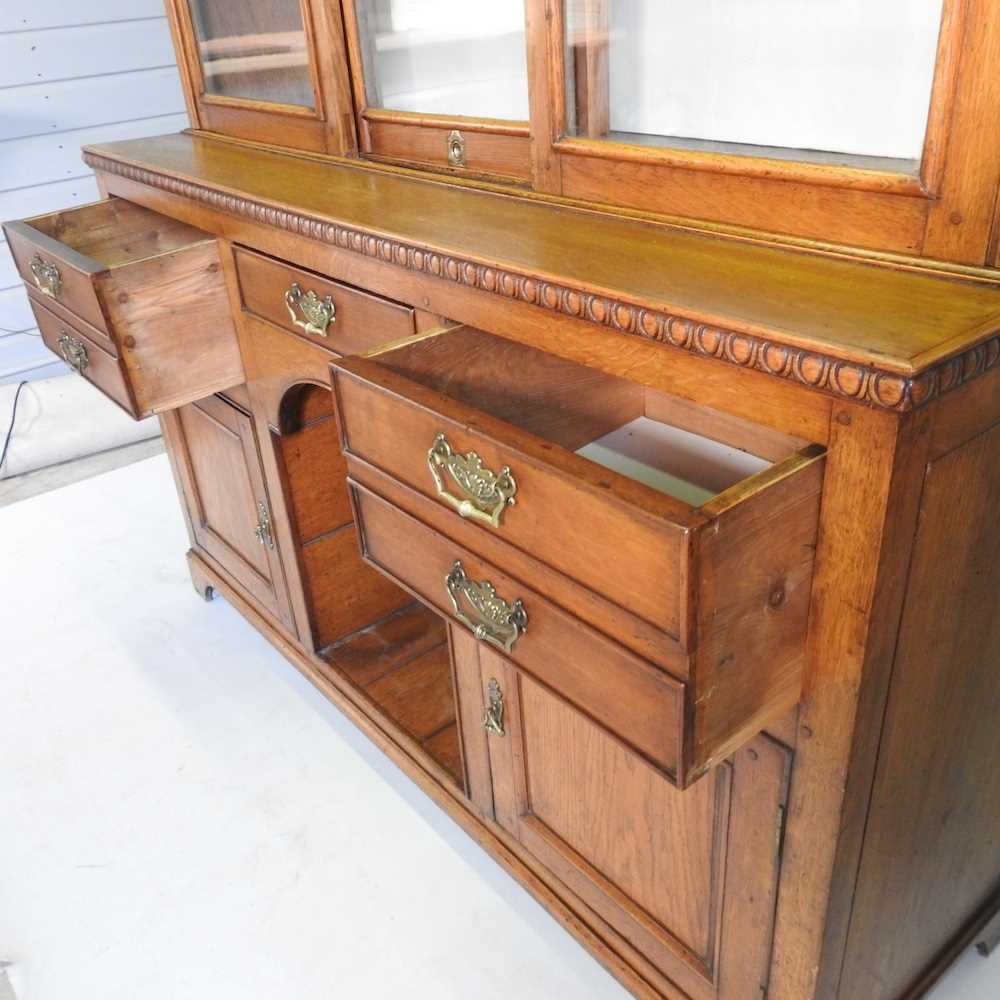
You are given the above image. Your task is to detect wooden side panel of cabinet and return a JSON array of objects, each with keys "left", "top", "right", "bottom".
[
  {"left": 475, "top": 645, "right": 790, "bottom": 1000},
  {"left": 161, "top": 394, "right": 292, "bottom": 628},
  {"left": 837, "top": 419, "right": 1000, "bottom": 999}
]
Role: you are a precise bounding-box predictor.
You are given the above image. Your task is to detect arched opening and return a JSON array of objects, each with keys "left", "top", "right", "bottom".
[{"left": 274, "top": 381, "right": 465, "bottom": 789}]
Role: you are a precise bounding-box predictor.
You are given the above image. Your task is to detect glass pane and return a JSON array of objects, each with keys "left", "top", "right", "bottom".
[
  {"left": 190, "top": 0, "right": 315, "bottom": 108},
  {"left": 564, "top": 0, "right": 945, "bottom": 169},
  {"left": 355, "top": 0, "right": 529, "bottom": 120}
]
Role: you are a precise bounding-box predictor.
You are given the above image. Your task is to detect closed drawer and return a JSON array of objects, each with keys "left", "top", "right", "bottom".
[
  {"left": 350, "top": 480, "right": 685, "bottom": 778},
  {"left": 4, "top": 198, "right": 243, "bottom": 418},
  {"left": 34, "top": 300, "right": 135, "bottom": 414},
  {"left": 233, "top": 246, "right": 416, "bottom": 355},
  {"left": 333, "top": 326, "right": 826, "bottom": 785}
]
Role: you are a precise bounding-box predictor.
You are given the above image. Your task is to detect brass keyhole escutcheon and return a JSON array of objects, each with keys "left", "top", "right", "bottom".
[
  {"left": 447, "top": 130, "right": 466, "bottom": 168},
  {"left": 254, "top": 500, "right": 275, "bottom": 549},
  {"left": 483, "top": 678, "right": 505, "bottom": 736}
]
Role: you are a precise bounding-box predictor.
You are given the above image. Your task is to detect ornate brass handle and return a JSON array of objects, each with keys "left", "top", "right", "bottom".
[
  {"left": 285, "top": 282, "right": 335, "bottom": 337},
  {"left": 428, "top": 433, "right": 517, "bottom": 528},
  {"left": 57, "top": 332, "right": 88, "bottom": 373},
  {"left": 31, "top": 254, "right": 62, "bottom": 298},
  {"left": 445, "top": 560, "right": 527, "bottom": 653},
  {"left": 483, "top": 678, "right": 505, "bottom": 736},
  {"left": 254, "top": 500, "right": 274, "bottom": 549}
]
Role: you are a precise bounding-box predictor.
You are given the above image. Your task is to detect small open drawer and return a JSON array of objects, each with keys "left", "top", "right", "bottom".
[
  {"left": 333, "top": 326, "right": 825, "bottom": 785},
  {"left": 3, "top": 198, "right": 243, "bottom": 418}
]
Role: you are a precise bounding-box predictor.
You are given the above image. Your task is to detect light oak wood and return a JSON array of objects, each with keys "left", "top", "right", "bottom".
[
  {"left": 365, "top": 117, "right": 532, "bottom": 183},
  {"left": 81, "top": 136, "right": 1000, "bottom": 385},
  {"left": 160, "top": 0, "right": 1000, "bottom": 264},
  {"left": 164, "top": 0, "right": 357, "bottom": 155},
  {"left": 327, "top": 605, "right": 465, "bottom": 788},
  {"left": 32, "top": 299, "right": 136, "bottom": 414},
  {"left": 475, "top": 643, "right": 791, "bottom": 999},
  {"left": 161, "top": 394, "right": 294, "bottom": 628},
  {"left": 349, "top": 479, "right": 687, "bottom": 774},
  {"left": 233, "top": 244, "right": 416, "bottom": 354},
  {"left": 839, "top": 421, "right": 1000, "bottom": 998},
  {"left": 17, "top": 9, "right": 1000, "bottom": 994},
  {"left": 4, "top": 197, "right": 243, "bottom": 419},
  {"left": 334, "top": 326, "right": 825, "bottom": 783}
]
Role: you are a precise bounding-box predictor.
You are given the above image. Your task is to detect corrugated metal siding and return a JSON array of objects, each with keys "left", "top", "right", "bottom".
[{"left": 0, "top": 2, "right": 188, "bottom": 385}]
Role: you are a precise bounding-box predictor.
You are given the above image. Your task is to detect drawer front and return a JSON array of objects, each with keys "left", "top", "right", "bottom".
[
  {"left": 334, "top": 327, "right": 825, "bottom": 786},
  {"left": 345, "top": 450, "right": 684, "bottom": 672},
  {"left": 350, "top": 479, "right": 685, "bottom": 778},
  {"left": 6, "top": 221, "right": 107, "bottom": 334},
  {"left": 336, "top": 369, "right": 687, "bottom": 637},
  {"left": 34, "top": 299, "right": 135, "bottom": 416},
  {"left": 6, "top": 199, "right": 243, "bottom": 420},
  {"left": 234, "top": 247, "right": 416, "bottom": 355},
  {"left": 29, "top": 290, "right": 117, "bottom": 358}
]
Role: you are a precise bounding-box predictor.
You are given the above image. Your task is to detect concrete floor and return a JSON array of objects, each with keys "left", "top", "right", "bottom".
[{"left": 0, "top": 453, "right": 996, "bottom": 999}]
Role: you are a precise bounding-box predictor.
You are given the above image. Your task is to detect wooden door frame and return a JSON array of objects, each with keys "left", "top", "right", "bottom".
[
  {"left": 524, "top": 0, "right": 1000, "bottom": 264},
  {"left": 337, "top": 0, "right": 533, "bottom": 183},
  {"left": 165, "top": 0, "right": 1000, "bottom": 263},
  {"left": 164, "top": 0, "right": 357, "bottom": 155}
]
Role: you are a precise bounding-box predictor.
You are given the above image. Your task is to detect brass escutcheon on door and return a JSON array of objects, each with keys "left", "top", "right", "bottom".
[
  {"left": 57, "top": 332, "right": 88, "bottom": 373},
  {"left": 254, "top": 500, "right": 275, "bottom": 549},
  {"left": 428, "top": 432, "right": 517, "bottom": 527},
  {"left": 285, "top": 282, "right": 336, "bottom": 337},
  {"left": 447, "top": 130, "right": 466, "bottom": 168},
  {"left": 30, "top": 254, "right": 62, "bottom": 298},
  {"left": 445, "top": 560, "right": 527, "bottom": 653},
  {"left": 483, "top": 678, "right": 505, "bottom": 736}
]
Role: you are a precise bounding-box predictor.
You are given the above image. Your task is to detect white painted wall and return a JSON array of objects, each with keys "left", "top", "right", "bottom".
[{"left": 0, "top": 1, "right": 188, "bottom": 386}]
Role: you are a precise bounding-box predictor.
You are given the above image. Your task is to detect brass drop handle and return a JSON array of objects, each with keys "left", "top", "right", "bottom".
[
  {"left": 483, "top": 678, "right": 505, "bottom": 736},
  {"left": 445, "top": 560, "right": 527, "bottom": 653},
  {"left": 57, "top": 332, "right": 88, "bottom": 373},
  {"left": 254, "top": 500, "right": 274, "bottom": 549},
  {"left": 428, "top": 433, "right": 517, "bottom": 528},
  {"left": 285, "top": 282, "right": 335, "bottom": 337},
  {"left": 30, "top": 254, "right": 62, "bottom": 298}
]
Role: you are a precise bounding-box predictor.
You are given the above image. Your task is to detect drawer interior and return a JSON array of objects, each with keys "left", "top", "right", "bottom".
[
  {"left": 372, "top": 326, "right": 808, "bottom": 508},
  {"left": 26, "top": 198, "right": 212, "bottom": 267}
]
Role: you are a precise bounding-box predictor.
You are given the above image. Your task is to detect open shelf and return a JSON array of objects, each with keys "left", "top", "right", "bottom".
[
  {"left": 274, "top": 382, "right": 467, "bottom": 792},
  {"left": 320, "top": 604, "right": 464, "bottom": 789}
]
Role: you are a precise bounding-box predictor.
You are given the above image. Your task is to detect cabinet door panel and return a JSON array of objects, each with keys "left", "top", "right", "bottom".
[
  {"left": 477, "top": 646, "right": 789, "bottom": 1000},
  {"left": 170, "top": 394, "right": 291, "bottom": 626}
]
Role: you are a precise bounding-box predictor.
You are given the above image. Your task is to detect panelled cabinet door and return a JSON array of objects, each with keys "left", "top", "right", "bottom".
[
  {"left": 169, "top": 394, "right": 293, "bottom": 628},
  {"left": 475, "top": 646, "right": 790, "bottom": 1000}
]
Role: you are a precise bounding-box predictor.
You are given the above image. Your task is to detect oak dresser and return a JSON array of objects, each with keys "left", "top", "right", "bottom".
[{"left": 5, "top": 2, "right": 999, "bottom": 998}]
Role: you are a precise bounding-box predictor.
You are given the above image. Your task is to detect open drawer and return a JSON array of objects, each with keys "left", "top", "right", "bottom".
[
  {"left": 3, "top": 198, "right": 242, "bottom": 418},
  {"left": 332, "top": 326, "right": 825, "bottom": 786}
]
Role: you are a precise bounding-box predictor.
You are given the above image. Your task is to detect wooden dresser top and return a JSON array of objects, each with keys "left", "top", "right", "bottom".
[{"left": 83, "top": 132, "right": 1000, "bottom": 407}]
